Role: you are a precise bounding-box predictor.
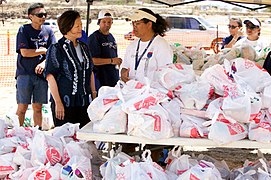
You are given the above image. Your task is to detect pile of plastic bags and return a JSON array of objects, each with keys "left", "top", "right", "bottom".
[
  {"left": 88, "top": 58, "right": 271, "bottom": 144},
  {"left": 0, "top": 121, "right": 102, "bottom": 179}
]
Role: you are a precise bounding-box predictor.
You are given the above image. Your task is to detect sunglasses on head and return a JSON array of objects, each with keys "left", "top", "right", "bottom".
[
  {"left": 228, "top": 25, "right": 237, "bottom": 29},
  {"left": 246, "top": 25, "right": 257, "bottom": 30},
  {"left": 33, "top": 13, "right": 47, "bottom": 18}
]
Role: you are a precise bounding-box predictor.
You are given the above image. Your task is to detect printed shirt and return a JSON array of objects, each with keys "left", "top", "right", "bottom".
[
  {"left": 44, "top": 37, "right": 94, "bottom": 107},
  {"left": 16, "top": 24, "right": 56, "bottom": 77},
  {"left": 88, "top": 30, "right": 119, "bottom": 87}
]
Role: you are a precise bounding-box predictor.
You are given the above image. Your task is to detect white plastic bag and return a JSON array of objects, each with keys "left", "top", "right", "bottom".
[
  {"left": 248, "top": 110, "right": 271, "bottom": 143},
  {"left": 175, "top": 80, "right": 212, "bottom": 110},
  {"left": 208, "top": 114, "right": 248, "bottom": 145},
  {"left": 93, "top": 100, "right": 127, "bottom": 134},
  {"left": 155, "top": 63, "right": 196, "bottom": 90},
  {"left": 139, "top": 150, "right": 169, "bottom": 180},
  {"left": 179, "top": 114, "right": 208, "bottom": 138},
  {"left": 177, "top": 160, "right": 223, "bottom": 180},
  {"left": 127, "top": 105, "right": 174, "bottom": 140}
]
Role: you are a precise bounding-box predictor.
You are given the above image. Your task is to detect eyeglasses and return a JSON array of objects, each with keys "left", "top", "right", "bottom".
[
  {"left": 246, "top": 25, "right": 258, "bottom": 30},
  {"left": 228, "top": 25, "right": 238, "bottom": 29},
  {"left": 131, "top": 21, "right": 144, "bottom": 27},
  {"left": 33, "top": 13, "right": 47, "bottom": 18}
]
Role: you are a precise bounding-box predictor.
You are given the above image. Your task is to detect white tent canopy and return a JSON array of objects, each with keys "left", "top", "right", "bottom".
[{"left": 151, "top": 0, "right": 271, "bottom": 10}]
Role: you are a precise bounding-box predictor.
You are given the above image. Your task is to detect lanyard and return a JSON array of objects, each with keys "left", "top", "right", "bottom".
[{"left": 134, "top": 35, "right": 156, "bottom": 70}]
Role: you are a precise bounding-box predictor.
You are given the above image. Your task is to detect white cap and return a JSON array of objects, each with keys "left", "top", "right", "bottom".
[
  {"left": 98, "top": 10, "right": 112, "bottom": 20},
  {"left": 130, "top": 9, "right": 157, "bottom": 23},
  {"left": 244, "top": 18, "right": 261, "bottom": 27}
]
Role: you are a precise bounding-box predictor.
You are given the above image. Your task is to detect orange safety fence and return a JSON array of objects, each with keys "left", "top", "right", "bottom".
[{"left": 0, "top": 32, "right": 132, "bottom": 87}]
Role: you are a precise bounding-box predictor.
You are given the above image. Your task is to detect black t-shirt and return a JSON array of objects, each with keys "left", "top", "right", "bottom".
[
  {"left": 16, "top": 24, "right": 56, "bottom": 78},
  {"left": 88, "top": 30, "right": 119, "bottom": 87}
]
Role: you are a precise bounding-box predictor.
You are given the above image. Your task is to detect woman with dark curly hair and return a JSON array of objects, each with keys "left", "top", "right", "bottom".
[
  {"left": 121, "top": 8, "right": 173, "bottom": 84},
  {"left": 44, "top": 10, "right": 96, "bottom": 128}
]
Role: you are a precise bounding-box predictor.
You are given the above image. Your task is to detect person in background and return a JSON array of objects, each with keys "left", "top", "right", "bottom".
[
  {"left": 44, "top": 10, "right": 96, "bottom": 128},
  {"left": 263, "top": 51, "right": 271, "bottom": 75},
  {"left": 78, "top": 29, "right": 88, "bottom": 44},
  {"left": 222, "top": 17, "right": 244, "bottom": 49},
  {"left": 88, "top": 10, "right": 122, "bottom": 90},
  {"left": 15, "top": 3, "right": 56, "bottom": 127},
  {"left": 234, "top": 18, "right": 268, "bottom": 53},
  {"left": 120, "top": 8, "right": 173, "bottom": 161},
  {"left": 233, "top": 18, "right": 270, "bottom": 65},
  {"left": 120, "top": 8, "right": 173, "bottom": 84}
]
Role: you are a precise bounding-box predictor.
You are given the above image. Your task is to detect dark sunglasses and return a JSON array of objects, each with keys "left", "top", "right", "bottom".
[
  {"left": 33, "top": 13, "right": 47, "bottom": 18},
  {"left": 228, "top": 25, "right": 237, "bottom": 29},
  {"left": 246, "top": 25, "right": 258, "bottom": 30}
]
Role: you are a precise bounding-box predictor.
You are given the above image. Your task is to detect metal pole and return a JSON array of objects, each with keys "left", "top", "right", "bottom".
[{"left": 86, "top": 0, "right": 93, "bottom": 36}]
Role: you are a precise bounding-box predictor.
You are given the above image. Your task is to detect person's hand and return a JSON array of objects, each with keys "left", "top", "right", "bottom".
[
  {"left": 38, "top": 47, "right": 47, "bottom": 55},
  {"left": 120, "top": 68, "right": 130, "bottom": 83},
  {"left": 91, "top": 91, "right": 97, "bottom": 99},
  {"left": 112, "top": 57, "right": 122, "bottom": 66},
  {"left": 55, "top": 101, "right": 65, "bottom": 120},
  {"left": 35, "top": 60, "right": 46, "bottom": 74},
  {"left": 234, "top": 27, "right": 243, "bottom": 39}
]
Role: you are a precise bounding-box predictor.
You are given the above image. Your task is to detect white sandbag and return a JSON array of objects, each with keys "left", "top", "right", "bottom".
[
  {"left": 127, "top": 105, "right": 174, "bottom": 140},
  {"left": 93, "top": 100, "right": 127, "bottom": 134}
]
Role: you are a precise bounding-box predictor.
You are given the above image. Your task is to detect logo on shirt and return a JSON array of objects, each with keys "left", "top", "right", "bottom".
[{"left": 102, "top": 42, "right": 117, "bottom": 49}]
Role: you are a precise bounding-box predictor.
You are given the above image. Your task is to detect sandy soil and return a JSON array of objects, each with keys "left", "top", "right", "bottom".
[{"left": 1, "top": 3, "right": 271, "bottom": 171}]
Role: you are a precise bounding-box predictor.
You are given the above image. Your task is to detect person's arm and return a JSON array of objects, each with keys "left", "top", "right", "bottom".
[
  {"left": 20, "top": 47, "right": 47, "bottom": 57},
  {"left": 224, "top": 28, "right": 243, "bottom": 49},
  {"left": 92, "top": 57, "right": 122, "bottom": 66},
  {"left": 90, "top": 72, "right": 97, "bottom": 99},
  {"left": 46, "top": 74, "right": 65, "bottom": 120},
  {"left": 224, "top": 38, "right": 238, "bottom": 49}
]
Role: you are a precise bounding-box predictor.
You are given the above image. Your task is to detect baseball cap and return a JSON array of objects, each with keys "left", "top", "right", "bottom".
[
  {"left": 130, "top": 9, "right": 157, "bottom": 23},
  {"left": 244, "top": 18, "right": 261, "bottom": 27},
  {"left": 98, "top": 10, "right": 112, "bottom": 20}
]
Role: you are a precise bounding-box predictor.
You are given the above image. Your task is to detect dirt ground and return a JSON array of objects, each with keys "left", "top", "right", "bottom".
[{"left": 1, "top": 2, "right": 271, "bottom": 172}]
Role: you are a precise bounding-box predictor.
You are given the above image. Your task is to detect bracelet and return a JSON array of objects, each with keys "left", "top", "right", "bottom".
[{"left": 91, "top": 91, "right": 97, "bottom": 94}]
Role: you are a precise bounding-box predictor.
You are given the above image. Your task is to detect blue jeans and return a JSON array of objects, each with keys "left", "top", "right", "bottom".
[{"left": 16, "top": 75, "right": 48, "bottom": 104}]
